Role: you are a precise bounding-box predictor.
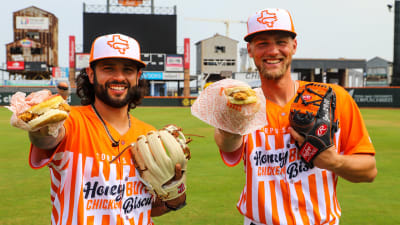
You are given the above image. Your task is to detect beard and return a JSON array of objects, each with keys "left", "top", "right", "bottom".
[
  {"left": 93, "top": 73, "right": 137, "bottom": 108},
  {"left": 256, "top": 57, "right": 292, "bottom": 81}
]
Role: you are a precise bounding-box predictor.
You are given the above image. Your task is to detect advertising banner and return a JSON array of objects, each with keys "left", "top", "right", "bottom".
[
  {"left": 118, "top": 0, "right": 143, "bottom": 6},
  {"left": 141, "top": 53, "right": 165, "bottom": 71},
  {"left": 25, "top": 62, "right": 47, "bottom": 72},
  {"left": 141, "top": 72, "right": 163, "bottom": 80},
  {"left": 184, "top": 38, "right": 190, "bottom": 69},
  {"left": 69, "top": 36, "right": 76, "bottom": 68},
  {"left": 163, "top": 72, "right": 184, "bottom": 80},
  {"left": 7, "top": 61, "right": 24, "bottom": 70},
  {"left": 16, "top": 16, "right": 49, "bottom": 30},
  {"left": 165, "top": 55, "right": 184, "bottom": 72},
  {"left": 76, "top": 53, "right": 90, "bottom": 70},
  {"left": 52, "top": 67, "right": 69, "bottom": 78}
]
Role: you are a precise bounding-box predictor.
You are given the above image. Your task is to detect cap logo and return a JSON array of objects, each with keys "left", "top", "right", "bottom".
[
  {"left": 257, "top": 10, "right": 278, "bottom": 28},
  {"left": 107, "top": 34, "right": 130, "bottom": 54}
]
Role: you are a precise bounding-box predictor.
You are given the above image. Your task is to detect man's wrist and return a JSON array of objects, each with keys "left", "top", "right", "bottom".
[{"left": 164, "top": 200, "right": 186, "bottom": 211}]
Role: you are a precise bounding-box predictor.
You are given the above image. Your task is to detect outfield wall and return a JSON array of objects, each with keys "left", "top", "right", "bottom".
[
  {"left": 0, "top": 86, "right": 197, "bottom": 107},
  {"left": 345, "top": 87, "right": 400, "bottom": 108},
  {"left": 0, "top": 86, "right": 399, "bottom": 107}
]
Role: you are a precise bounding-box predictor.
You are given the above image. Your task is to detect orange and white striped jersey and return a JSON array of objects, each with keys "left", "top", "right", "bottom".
[
  {"left": 221, "top": 81, "right": 375, "bottom": 225},
  {"left": 29, "top": 105, "right": 156, "bottom": 225}
]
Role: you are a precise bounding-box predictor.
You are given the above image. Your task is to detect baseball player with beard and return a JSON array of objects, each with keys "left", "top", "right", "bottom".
[
  {"left": 214, "top": 9, "right": 377, "bottom": 225},
  {"left": 26, "top": 33, "right": 186, "bottom": 224}
]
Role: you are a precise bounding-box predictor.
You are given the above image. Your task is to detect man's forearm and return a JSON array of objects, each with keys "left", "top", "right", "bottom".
[
  {"left": 214, "top": 128, "right": 243, "bottom": 152},
  {"left": 333, "top": 154, "right": 377, "bottom": 183}
]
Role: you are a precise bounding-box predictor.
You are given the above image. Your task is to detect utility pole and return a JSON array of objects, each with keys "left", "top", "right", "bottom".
[{"left": 392, "top": 0, "right": 400, "bottom": 86}]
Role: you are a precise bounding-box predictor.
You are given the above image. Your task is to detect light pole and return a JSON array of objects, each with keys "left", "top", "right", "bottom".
[{"left": 391, "top": 0, "right": 400, "bottom": 86}]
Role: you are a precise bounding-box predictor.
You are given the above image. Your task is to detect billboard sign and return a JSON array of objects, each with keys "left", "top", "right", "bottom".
[
  {"left": 25, "top": 62, "right": 47, "bottom": 72},
  {"left": 141, "top": 72, "right": 163, "bottom": 80},
  {"left": 75, "top": 53, "right": 90, "bottom": 70},
  {"left": 16, "top": 16, "right": 49, "bottom": 30},
  {"left": 165, "top": 55, "right": 184, "bottom": 72},
  {"left": 141, "top": 53, "right": 165, "bottom": 71},
  {"left": 163, "top": 72, "right": 184, "bottom": 80},
  {"left": 69, "top": 36, "right": 76, "bottom": 68},
  {"left": 52, "top": 67, "right": 69, "bottom": 78},
  {"left": 184, "top": 38, "right": 190, "bottom": 69},
  {"left": 20, "top": 39, "right": 33, "bottom": 48},
  {"left": 118, "top": 0, "right": 143, "bottom": 6},
  {"left": 7, "top": 61, "right": 24, "bottom": 70}
]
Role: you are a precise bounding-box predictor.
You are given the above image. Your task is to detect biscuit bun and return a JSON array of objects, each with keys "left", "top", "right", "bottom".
[
  {"left": 224, "top": 86, "right": 258, "bottom": 105},
  {"left": 18, "top": 95, "right": 70, "bottom": 130}
]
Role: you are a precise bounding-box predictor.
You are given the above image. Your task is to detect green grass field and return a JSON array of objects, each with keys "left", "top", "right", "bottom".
[{"left": 0, "top": 107, "right": 399, "bottom": 225}]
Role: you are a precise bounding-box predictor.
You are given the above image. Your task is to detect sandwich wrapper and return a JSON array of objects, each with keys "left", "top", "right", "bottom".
[
  {"left": 191, "top": 79, "right": 268, "bottom": 135},
  {"left": 6, "top": 90, "right": 66, "bottom": 137}
]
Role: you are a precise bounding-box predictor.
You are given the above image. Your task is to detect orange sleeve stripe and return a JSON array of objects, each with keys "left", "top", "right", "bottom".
[
  {"left": 258, "top": 181, "right": 267, "bottom": 224},
  {"left": 219, "top": 145, "right": 244, "bottom": 167},
  {"left": 294, "top": 180, "right": 311, "bottom": 224},
  {"left": 309, "top": 174, "right": 321, "bottom": 224},
  {"left": 269, "top": 180, "right": 280, "bottom": 225},
  {"left": 280, "top": 180, "right": 295, "bottom": 225}
]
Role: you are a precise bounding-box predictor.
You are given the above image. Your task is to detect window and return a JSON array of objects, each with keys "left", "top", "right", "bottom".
[
  {"left": 10, "top": 47, "right": 23, "bottom": 54},
  {"left": 31, "top": 48, "right": 42, "bottom": 55},
  {"left": 215, "top": 46, "right": 226, "bottom": 53},
  {"left": 27, "top": 32, "right": 40, "bottom": 40}
]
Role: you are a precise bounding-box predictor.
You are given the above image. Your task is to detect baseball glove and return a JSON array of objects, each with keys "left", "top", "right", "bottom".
[
  {"left": 289, "top": 83, "right": 338, "bottom": 167},
  {"left": 131, "top": 125, "right": 191, "bottom": 201}
]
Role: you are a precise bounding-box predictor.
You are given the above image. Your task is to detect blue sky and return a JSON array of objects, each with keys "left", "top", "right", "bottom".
[{"left": 0, "top": 0, "right": 395, "bottom": 73}]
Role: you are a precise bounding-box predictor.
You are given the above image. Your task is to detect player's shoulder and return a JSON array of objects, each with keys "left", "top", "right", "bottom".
[
  {"left": 68, "top": 105, "right": 92, "bottom": 117},
  {"left": 130, "top": 116, "right": 156, "bottom": 133}
]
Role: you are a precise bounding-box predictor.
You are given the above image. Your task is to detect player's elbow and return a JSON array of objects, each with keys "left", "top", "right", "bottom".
[
  {"left": 365, "top": 167, "right": 378, "bottom": 183},
  {"left": 356, "top": 161, "right": 378, "bottom": 183}
]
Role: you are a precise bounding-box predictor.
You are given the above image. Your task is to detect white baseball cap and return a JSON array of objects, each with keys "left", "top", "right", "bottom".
[
  {"left": 244, "top": 8, "right": 296, "bottom": 42},
  {"left": 89, "top": 33, "right": 146, "bottom": 68}
]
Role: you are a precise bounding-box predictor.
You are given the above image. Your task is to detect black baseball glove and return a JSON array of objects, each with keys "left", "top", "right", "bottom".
[{"left": 289, "top": 83, "right": 339, "bottom": 167}]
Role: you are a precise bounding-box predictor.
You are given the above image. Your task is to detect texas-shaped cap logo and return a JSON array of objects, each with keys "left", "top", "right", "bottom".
[
  {"left": 107, "top": 34, "right": 130, "bottom": 54},
  {"left": 257, "top": 10, "right": 278, "bottom": 28}
]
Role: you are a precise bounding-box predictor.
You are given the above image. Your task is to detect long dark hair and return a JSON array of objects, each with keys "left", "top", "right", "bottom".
[{"left": 75, "top": 63, "right": 148, "bottom": 111}]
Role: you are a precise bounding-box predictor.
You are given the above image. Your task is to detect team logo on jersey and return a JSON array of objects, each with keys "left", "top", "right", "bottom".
[
  {"left": 107, "top": 34, "right": 130, "bottom": 54},
  {"left": 316, "top": 124, "right": 328, "bottom": 136},
  {"left": 257, "top": 10, "right": 278, "bottom": 28}
]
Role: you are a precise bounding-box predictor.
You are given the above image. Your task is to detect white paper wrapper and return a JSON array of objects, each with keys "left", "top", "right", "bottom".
[
  {"left": 191, "top": 79, "right": 267, "bottom": 135},
  {"left": 6, "top": 90, "right": 66, "bottom": 137}
]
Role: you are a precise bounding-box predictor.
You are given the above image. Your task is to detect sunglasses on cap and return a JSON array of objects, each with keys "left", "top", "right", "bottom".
[{"left": 57, "top": 85, "right": 68, "bottom": 91}]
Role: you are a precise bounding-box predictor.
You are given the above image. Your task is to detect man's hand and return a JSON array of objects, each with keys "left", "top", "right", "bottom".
[
  {"left": 29, "top": 125, "right": 65, "bottom": 151},
  {"left": 151, "top": 164, "right": 186, "bottom": 216},
  {"left": 289, "top": 127, "right": 343, "bottom": 170}
]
